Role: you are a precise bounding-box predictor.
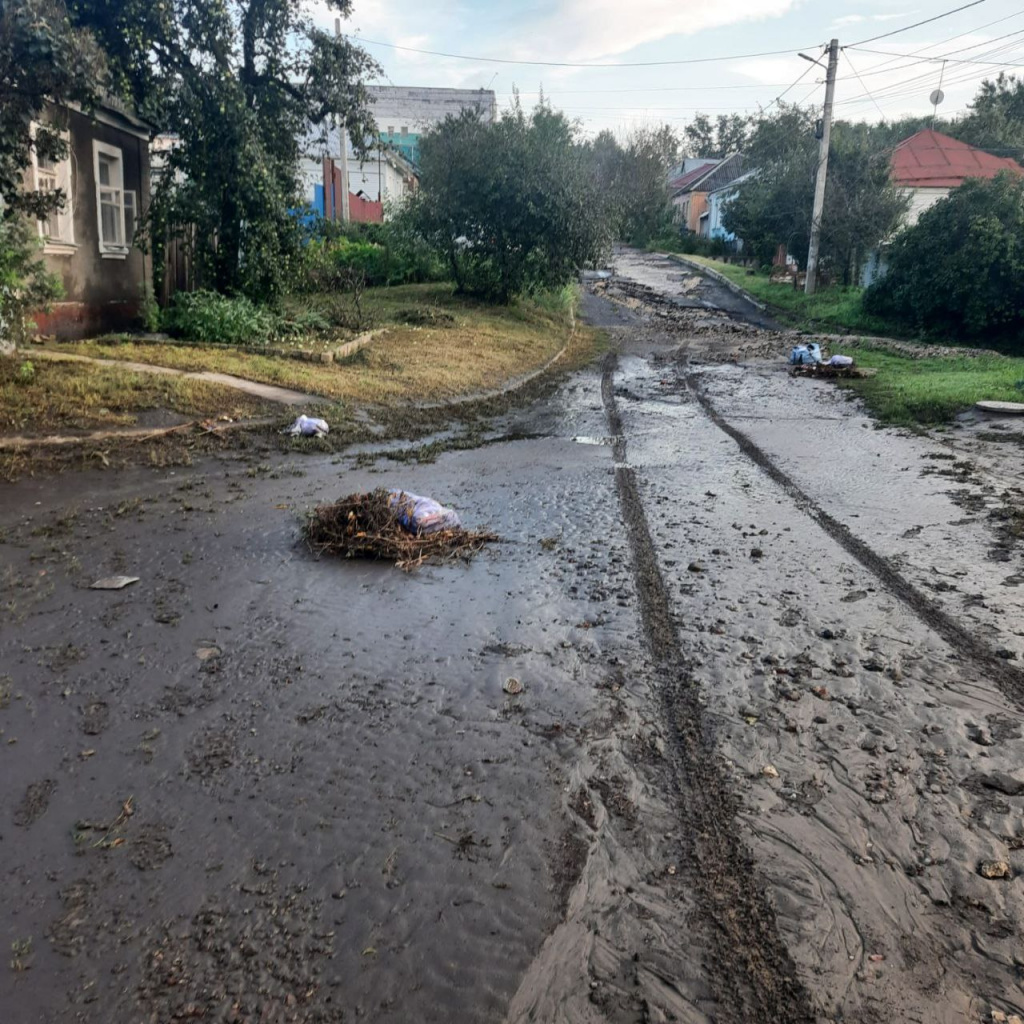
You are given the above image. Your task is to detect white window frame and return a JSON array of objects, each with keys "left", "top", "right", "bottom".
[
  {"left": 93, "top": 140, "right": 129, "bottom": 259},
  {"left": 123, "top": 189, "right": 138, "bottom": 245},
  {"left": 31, "top": 125, "right": 76, "bottom": 255}
]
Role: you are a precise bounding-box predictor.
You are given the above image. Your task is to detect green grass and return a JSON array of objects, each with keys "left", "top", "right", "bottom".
[
  {"left": 840, "top": 348, "right": 1024, "bottom": 425},
  {"left": 673, "top": 254, "right": 908, "bottom": 338},
  {"left": 0, "top": 358, "right": 274, "bottom": 434},
  {"left": 51, "top": 283, "right": 597, "bottom": 406}
]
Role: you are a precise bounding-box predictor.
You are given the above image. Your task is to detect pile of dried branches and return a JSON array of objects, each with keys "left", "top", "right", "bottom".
[{"left": 304, "top": 488, "right": 498, "bottom": 570}]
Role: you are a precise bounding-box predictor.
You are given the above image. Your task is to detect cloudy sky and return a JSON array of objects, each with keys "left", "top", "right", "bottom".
[{"left": 312, "top": 0, "right": 1024, "bottom": 137}]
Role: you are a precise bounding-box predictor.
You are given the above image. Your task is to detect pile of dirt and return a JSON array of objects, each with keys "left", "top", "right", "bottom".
[{"left": 304, "top": 488, "right": 498, "bottom": 570}]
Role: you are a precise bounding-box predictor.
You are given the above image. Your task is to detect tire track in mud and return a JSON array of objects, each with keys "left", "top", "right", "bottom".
[
  {"left": 601, "top": 353, "right": 816, "bottom": 1024},
  {"left": 685, "top": 371, "right": 1024, "bottom": 712}
]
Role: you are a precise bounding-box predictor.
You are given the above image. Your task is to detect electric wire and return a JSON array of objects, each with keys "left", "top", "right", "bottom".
[{"left": 846, "top": 0, "right": 990, "bottom": 47}]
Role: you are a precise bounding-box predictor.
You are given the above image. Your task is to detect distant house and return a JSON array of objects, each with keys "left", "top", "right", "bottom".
[
  {"left": 699, "top": 170, "right": 757, "bottom": 243},
  {"left": 28, "top": 99, "right": 153, "bottom": 338},
  {"left": 861, "top": 129, "right": 1024, "bottom": 286},
  {"left": 670, "top": 154, "right": 745, "bottom": 234},
  {"left": 298, "top": 85, "right": 495, "bottom": 225}
]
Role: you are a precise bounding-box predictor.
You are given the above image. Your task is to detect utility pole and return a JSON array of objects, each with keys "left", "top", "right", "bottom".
[{"left": 804, "top": 38, "right": 839, "bottom": 296}]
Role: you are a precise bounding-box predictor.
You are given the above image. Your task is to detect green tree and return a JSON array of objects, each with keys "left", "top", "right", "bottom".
[
  {"left": 724, "top": 105, "right": 907, "bottom": 282},
  {"left": 72, "top": 0, "right": 380, "bottom": 301},
  {"left": 683, "top": 112, "right": 750, "bottom": 159},
  {"left": 409, "top": 101, "right": 609, "bottom": 303},
  {"left": 587, "top": 126, "right": 678, "bottom": 246},
  {"left": 864, "top": 172, "right": 1024, "bottom": 342},
  {"left": 952, "top": 74, "right": 1024, "bottom": 162}
]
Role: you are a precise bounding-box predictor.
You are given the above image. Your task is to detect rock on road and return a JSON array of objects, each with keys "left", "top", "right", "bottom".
[{"left": 2, "top": 248, "right": 1024, "bottom": 1023}]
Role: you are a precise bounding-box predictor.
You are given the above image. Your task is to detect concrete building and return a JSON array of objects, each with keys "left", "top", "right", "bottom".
[
  {"left": 699, "top": 170, "right": 756, "bottom": 242},
  {"left": 368, "top": 86, "right": 498, "bottom": 166}
]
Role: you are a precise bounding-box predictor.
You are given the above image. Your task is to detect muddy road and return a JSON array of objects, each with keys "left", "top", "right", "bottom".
[{"left": 4, "top": 249, "right": 1024, "bottom": 1023}]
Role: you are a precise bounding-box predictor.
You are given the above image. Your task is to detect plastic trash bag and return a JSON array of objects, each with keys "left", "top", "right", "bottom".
[
  {"left": 284, "top": 415, "right": 329, "bottom": 437},
  {"left": 388, "top": 491, "right": 462, "bottom": 536},
  {"left": 789, "top": 343, "right": 822, "bottom": 366},
  {"left": 828, "top": 354, "right": 854, "bottom": 367}
]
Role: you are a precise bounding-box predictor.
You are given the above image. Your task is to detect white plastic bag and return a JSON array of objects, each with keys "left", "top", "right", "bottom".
[
  {"left": 388, "top": 491, "right": 462, "bottom": 535},
  {"left": 284, "top": 415, "right": 329, "bottom": 437}
]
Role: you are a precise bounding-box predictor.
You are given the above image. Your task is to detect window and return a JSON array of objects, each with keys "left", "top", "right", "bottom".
[
  {"left": 400, "top": 126, "right": 407, "bottom": 136},
  {"left": 31, "top": 127, "right": 75, "bottom": 252},
  {"left": 93, "top": 141, "right": 129, "bottom": 257},
  {"left": 123, "top": 190, "right": 137, "bottom": 244}
]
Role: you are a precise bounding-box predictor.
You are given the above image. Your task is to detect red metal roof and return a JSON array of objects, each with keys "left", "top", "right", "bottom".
[
  {"left": 668, "top": 161, "right": 718, "bottom": 193},
  {"left": 891, "top": 129, "right": 1023, "bottom": 188}
]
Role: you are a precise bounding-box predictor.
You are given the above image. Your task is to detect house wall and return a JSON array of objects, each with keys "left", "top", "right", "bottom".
[
  {"left": 346, "top": 153, "right": 411, "bottom": 209},
  {"left": 369, "top": 86, "right": 497, "bottom": 166},
  {"left": 685, "top": 192, "right": 709, "bottom": 234},
  {"left": 34, "top": 107, "right": 150, "bottom": 338},
  {"left": 903, "top": 186, "right": 951, "bottom": 227}
]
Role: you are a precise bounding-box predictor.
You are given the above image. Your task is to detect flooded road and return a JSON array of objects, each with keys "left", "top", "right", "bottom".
[{"left": 3, "top": 249, "right": 1024, "bottom": 1023}]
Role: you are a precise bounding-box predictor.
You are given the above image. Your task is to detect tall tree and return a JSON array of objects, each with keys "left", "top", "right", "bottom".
[
  {"left": 683, "top": 112, "right": 750, "bottom": 159},
  {"left": 409, "top": 101, "right": 609, "bottom": 302},
  {"left": 71, "top": 0, "right": 380, "bottom": 300},
  {"left": 0, "top": 0, "right": 104, "bottom": 216},
  {"left": 724, "top": 105, "right": 907, "bottom": 283}
]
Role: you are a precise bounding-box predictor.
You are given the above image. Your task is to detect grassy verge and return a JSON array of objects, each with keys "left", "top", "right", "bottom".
[
  {"left": 839, "top": 348, "right": 1024, "bottom": 425},
  {"left": 1, "top": 358, "right": 275, "bottom": 434},
  {"left": 52, "top": 283, "right": 590, "bottom": 405},
  {"left": 671, "top": 253, "right": 906, "bottom": 337}
]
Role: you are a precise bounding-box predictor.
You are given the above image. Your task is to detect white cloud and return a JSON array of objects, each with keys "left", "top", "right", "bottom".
[{"left": 514, "top": 0, "right": 800, "bottom": 63}]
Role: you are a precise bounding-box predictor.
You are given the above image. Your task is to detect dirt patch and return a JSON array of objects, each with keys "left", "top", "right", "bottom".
[{"left": 13, "top": 779, "right": 57, "bottom": 827}]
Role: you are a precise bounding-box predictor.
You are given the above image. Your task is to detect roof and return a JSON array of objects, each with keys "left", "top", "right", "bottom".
[
  {"left": 668, "top": 161, "right": 718, "bottom": 193},
  {"left": 707, "top": 168, "right": 757, "bottom": 197},
  {"left": 891, "top": 129, "right": 1023, "bottom": 188}
]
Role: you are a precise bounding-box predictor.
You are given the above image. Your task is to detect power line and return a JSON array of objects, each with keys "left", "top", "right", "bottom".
[
  {"left": 848, "top": 45, "right": 1024, "bottom": 68},
  {"left": 349, "top": 35, "right": 816, "bottom": 68},
  {"left": 843, "top": 49, "right": 888, "bottom": 120},
  {"left": 846, "top": 0, "right": 990, "bottom": 47}
]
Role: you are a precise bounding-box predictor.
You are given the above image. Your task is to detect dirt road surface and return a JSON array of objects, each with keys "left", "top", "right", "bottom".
[{"left": 3, "top": 248, "right": 1024, "bottom": 1023}]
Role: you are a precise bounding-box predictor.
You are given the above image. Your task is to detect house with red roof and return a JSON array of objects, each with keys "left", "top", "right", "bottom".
[
  {"left": 891, "top": 128, "right": 1023, "bottom": 226},
  {"left": 861, "top": 129, "right": 1023, "bottom": 286}
]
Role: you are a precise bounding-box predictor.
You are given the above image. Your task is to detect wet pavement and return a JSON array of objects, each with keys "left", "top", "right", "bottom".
[{"left": 3, "top": 248, "right": 1024, "bottom": 1023}]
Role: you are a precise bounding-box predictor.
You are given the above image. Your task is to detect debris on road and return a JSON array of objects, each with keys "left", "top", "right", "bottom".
[
  {"left": 503, "top": 677, "right": 523, "bottom": 695},
  {"left": 829, "top": 354, "right": 854, "bottom": 367},
  {"left": 979, "top": 860, "right": 1012, "bottom": 880},
  {"left": 304, "top": 488, "right": 497, "bottom": 570},
  {"left": 89, "top": 575, "right": 140, "bottom": 590},
  {"left": 789, "top": 342, "right": 822, "bottom": 366},
  {"left": 389, "top": 491, "right": 461, "bottom": 535},
  {"left": 284, "top": 414, "right": 330, "bottom": 437}
]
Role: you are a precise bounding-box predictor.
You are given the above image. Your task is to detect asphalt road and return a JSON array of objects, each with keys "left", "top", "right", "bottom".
[{"left": 3, "top": 250, "right": 1024, "bottom": 1023}]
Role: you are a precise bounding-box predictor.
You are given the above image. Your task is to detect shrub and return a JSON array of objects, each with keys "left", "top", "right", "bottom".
[
  {"left": 163, "top": 291, "right": 279, "bottom": 346},
  {"left": 0, "top": 217, "right": 62, "bottom": 349},
  {"left": 296, "top": 217, "right": 445, "bottom": 292},
  {"left": 864, "top": 173, "right": 1024, "bottom": 343}
]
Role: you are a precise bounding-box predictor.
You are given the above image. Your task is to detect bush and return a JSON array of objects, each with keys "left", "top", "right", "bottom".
[
  {"left": 296, "top": 218, "right": 445, "bottom": 293},
  {"left": 0, "top": 217, "right": 62, "bottom": 349},
  {"left": 649, "top": 230, "right": 734, "bottom": 259},
  {"left": 864, "top": 173, "right": 1024, "bottom": 343},
  {"left": 408, "top": 103, "right": 609, "bottom": 303},
  {"left": 163, "top": 291, "right": 280, "bottom": 346}
]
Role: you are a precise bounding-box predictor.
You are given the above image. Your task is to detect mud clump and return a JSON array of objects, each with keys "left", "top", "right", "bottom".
[
  {"left": 129, "top": 823, "right": 173, "bottom": 871},
  {"left": 13, "top": 779, "right": 57, "bottom": 827}
]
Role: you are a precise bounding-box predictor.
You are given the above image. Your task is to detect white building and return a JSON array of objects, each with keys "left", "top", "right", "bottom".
[
  {"left": 368, "top": 86, "right": 498, "bottom": 166},
  {"left": 297, "top": 86, "right": 496, "bottom": 222}
]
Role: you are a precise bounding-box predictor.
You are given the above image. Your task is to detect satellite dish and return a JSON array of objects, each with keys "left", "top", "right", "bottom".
[{"left": 929, "top": 89, "right": 945, "bottom": 106}]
